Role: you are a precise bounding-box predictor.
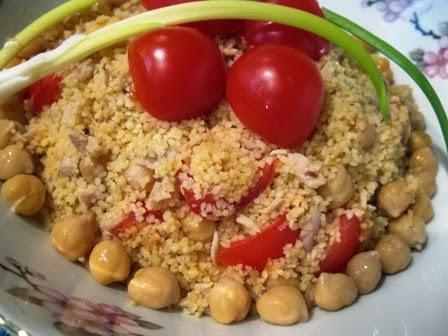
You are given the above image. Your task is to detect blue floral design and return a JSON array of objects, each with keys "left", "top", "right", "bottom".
[{"left": 362, "top": 0, "right": 433, "bottom": 22}]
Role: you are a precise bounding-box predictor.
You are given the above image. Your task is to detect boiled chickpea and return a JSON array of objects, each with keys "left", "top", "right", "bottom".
[
  {"left": 209, "top": 277, "right": 251, "bottom": 324},
  {"left": 346, "top": 251, "right": 382, "bottom": 294},
  {"left": 0, "top": 145, "right": 34, "bottom": 180},
  {"left": 265, "top": 276, "right": 300, "bottom": 290},
  {"left": 409, "top": 147, "right": 438, "bottom": 176},
  {"left": 51, "top": 212, "right": 98, "bottom": 261},
  {"left": 413, "top": 171, "right": 436, "bottom": 197},
  {"left": 89, "top": 240, "right": 131, "bottom": 285},
  {"left": 183, "top": 212, "right": 216, "bottom": 242},
  {"left": 377, "top": 180, "right": 413, "bottom": 218},
  {"left": 256, "top": 286, "right": 308, "bottom": 326},
  {"left": 314, "top": 273, "right": 358, "bottom": 311},
  {"left": 128, "top": 267, "right": 180, "bottom": 309},
  {"left": 388, "top": 212, "right": 426, "bottom": 250},
  {"left": 1, "top": 174, "right": 46, "bottom": 216},
  {"left": 375, "top": 234, "right": 411, "bottom": 274},
  {"left": 318, "top": 165, "right": 354, "bottom": 209},
  {"left": 0, "top": 120, "right": 24, "bottom": 149},
  {"left": 356, "top": 116, "right": 376, "bottom": 149},
  {"left": 124, "top": 162, "right": 155, "bottom": 192},
  {"left": 411, "top": 191, "right": 434, "bottom": 223},
  {"left": 372, "top": 54, "right": 393, "bottom": 82},
  {"left": 409, "top": 131, "right": 432, "bottom": 152}
]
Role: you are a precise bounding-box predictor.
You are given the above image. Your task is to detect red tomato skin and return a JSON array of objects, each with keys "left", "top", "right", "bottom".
[
  {"left": 128, "top": 27, "right": 226, "bottom": 121},
  {"left": 26, "top": 74, "right": 62, "bottom": 114},
  {"left": 140, "top": 0, "right": 242, "bottom": 35},
  {"left": 227, "top": 44, "right": 324, "bottom": 148},
  {"left": 216, "top": 214, "right": 300, "bottom": 271},
  {"left": 242, "top": 0, "right": 331, "bottom": 61},
  {"left": 319, "top": 215, "right": 362, "bottom": 273},
  {"left": 110, "top": 210, "right": 163, "bottom": 238}
]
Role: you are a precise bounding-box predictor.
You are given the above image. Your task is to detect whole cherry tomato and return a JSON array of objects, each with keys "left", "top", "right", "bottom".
[
  {"left": 140, "top": 0, "right": 242, "bottom": 35},
  {"left": 227, "top": 44, "right": 324, "bottom": 148},
  {"left": 26, "top": 74, "right": 62, "bottom": 114},
  {"left": 242, "top": 0, "right": 331, "bottom": 61},
  {"left": 128, "top": 27, "right": 226, "bottom": 121},
  {"left": 216, "top": 214, "right": 299, "bottom": 271},
  {"left": 319, "top": 215, "right": 362, "bottom": 273}
]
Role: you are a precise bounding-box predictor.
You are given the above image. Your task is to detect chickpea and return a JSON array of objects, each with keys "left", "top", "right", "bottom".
[
  {"left": 409, "top": 147, "right": 438, "bottom": 176},
  {"left": 409, "top": 131, "right": 432, "bottom": 152},
  {"left": 128, "top": 267, "right": 180, "bottom": 309},
  {"left": 0, "top": 94, "right": 27, "bottom": 123},
  {"left": 346, "top": 251, "right": 382, "bottom": 294},
  {"left": 314, "top": 273, "right": 358, "bottom": 311},
  {"left": 89, "top": 240, "right": 131, "bottom": 285},
  {"left": 0, "top": 120, "right": 24, "bottom": 149},
  {"left": 356, "top": 116, "right": 376, "bottom": 149},
  {"left": 377, "top": 180, "right": 413, "bottom": 218},
  {"left": 265, "top": 276, "right": 300, "bottom": 290},
  {"left": 256, "top": 286, "right": 308, "bottom": 326},
  {"left": 388, "top": 212, "right": 426, "bottom": 250},
  {"left": 124, "top": 162, "right": 155, "bottom": 192},
  {"left": 79, "top": 156, "right": 105, "bottom": 183},
  {"left": 318, "top": 165, "right": 354, "bottom": 209},
  {"left": 51, "top": 212, "right": 98, "bottom": 261},
  {"left": 413, "top": 171, "right": 436, "bottom": 197},
  {"left": 209, "top": 277, "right": 251, "bottom": 324},
  {"left": 1, "top": 174, "right": 46, "bottom": 216},
  {"left": 375, "top": 234, "right": 411, "bottom": 274},
  {"left": 183, "top": 212, "right": 216, "bottom": 242},
  {"left": 18, "top": 36, "right": 50, "bottom": 59},
  {"left": 0, "top": 145, "right": 34, "bottom": 180},
  {"left": 411, "top": 191, "right": 434, "bottom": 223}
]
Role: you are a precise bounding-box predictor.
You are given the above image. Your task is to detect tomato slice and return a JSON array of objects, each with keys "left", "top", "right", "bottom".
[
  {"left": 319, "top": 215, "right": 362, "bottom": 273},
  {"left": 178, "top": 161, "right": 276, "bottom": 220},
  {"left": 110, "top": 210, "right": 163, "bottom": 238},
  {"left": 236, "top": 160, "right": 277, "bottom": 210},
  {"left": 26, "top": 74, "right": 62, "bottom": 114},
  {"left": 216, "top": 214, "right": 299, "bottom": 271}
]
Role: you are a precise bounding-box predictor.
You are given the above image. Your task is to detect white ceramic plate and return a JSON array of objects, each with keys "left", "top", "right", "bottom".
[{"left": 1, "top": 1, "right": 447, "bottom": 335}]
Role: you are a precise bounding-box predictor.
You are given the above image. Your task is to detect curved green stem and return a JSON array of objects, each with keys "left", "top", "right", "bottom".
[
  {"left": 0, "top": 0, "right": 98, "bottom": 69},
  {"left": 0, "top": 1, "right": 388, "bottom": 118},
  {"left": 323, "top": 7, "right": 448, "bottom": 152}
]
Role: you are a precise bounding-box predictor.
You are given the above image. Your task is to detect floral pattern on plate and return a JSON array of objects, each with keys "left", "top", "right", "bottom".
[{"left": 0, "top": 257, "right": 161, "bottom": 336}]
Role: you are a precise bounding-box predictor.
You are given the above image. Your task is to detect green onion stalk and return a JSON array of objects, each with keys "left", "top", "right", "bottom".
[{"left": 0, "top": 0, "right": 387, "bottom": 117}]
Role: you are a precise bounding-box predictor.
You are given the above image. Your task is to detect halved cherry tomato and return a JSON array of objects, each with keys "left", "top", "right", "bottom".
[
  {"left": 140, "top": 0, "right": 242, "bottom": 35},
  {"left": 26, "top": 74, "right": 62, "bottom": 114},
  {"left": 319, "top": 215, "right": 362, "bottom": 273},
  {"left": 227, "top": 44, "right": 324, "bottom": 148},
  {"left": 110, "top": 210, "right": 163, "bottom": 238},
  {"left": 128, "top": 27, "right": 226, "bottom": 121},
  {"left": 242, "top": 0, "right": 331, "bottom": 61},
  {"left": 216, "top": 214, "right": 299, "bottom": 271},
  {"left": 178, "top": 161, "right": 276, "bottom": 220},
  {"left": 236, "top": 160, "right": 277, "bottom": 210}
]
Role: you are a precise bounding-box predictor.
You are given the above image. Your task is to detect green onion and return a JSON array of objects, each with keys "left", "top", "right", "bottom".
[
  {"left": 0, "top": 0, "right": 98, "bottom": 69},
  {"left": 0, "top": 1, "right": 388, "bottom": 118},
  {"left": 323, "top": 7, "right": 448, "bottom": 152}
]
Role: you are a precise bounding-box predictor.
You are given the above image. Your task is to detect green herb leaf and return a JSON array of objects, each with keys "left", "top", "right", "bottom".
[{"left": 323, "top": 7, "right": 448, "bottom": 152}]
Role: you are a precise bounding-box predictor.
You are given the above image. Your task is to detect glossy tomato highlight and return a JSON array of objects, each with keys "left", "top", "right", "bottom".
[{"left": 128, "top": 27, "right": 226, "bottom": 121}]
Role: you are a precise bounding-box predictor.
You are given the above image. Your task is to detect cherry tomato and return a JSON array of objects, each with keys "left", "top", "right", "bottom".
[
  {"left": 236, "top": 160, "right": 277, "bottom": 210},
  {"left": 242, "top": 0, "right": 331, "bottom": 61},
  {"left": 110, "top": 210, "right": 163, "bottom": 238},
  {"left": 227, "top": 44, "right": 324, "bottom": 148},
  {"left": 319, "top": 215, "right": 362, "bottom": 273},
  {"left": 140, "top": 0, "right": 242, "bottom": 35},
  {"left": 216, "top": 214, "right": 299, "bottom": 271},
  {"left": 26, "top": 74, "right": 62, "bottom": 114},
  {"left": 128, "top": 27, "right": 226, "bottom": 121}
]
